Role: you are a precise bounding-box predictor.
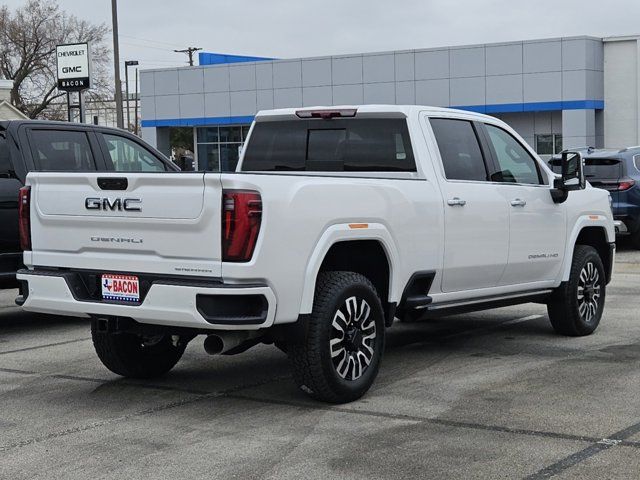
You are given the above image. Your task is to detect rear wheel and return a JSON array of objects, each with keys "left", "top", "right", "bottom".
[
  {"left": 91, "top": 322, "right": 187, "bottom": 378},
  {"left": 547, "top": 245, "right": 605, "bottom": 336},
  {"left": 288, "top": 271, "right": 385, "bottom": 403}
]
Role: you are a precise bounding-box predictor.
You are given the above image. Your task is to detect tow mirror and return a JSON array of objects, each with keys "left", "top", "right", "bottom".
[
  {"left": 551, "top": 151, "right": 585, "bottom": 203},
  {"left": 561, "top": 151, "right": 585, "bottom": 191}
]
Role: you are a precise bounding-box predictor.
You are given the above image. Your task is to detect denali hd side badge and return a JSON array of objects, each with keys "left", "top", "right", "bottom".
[{"left": 85, "top": 197, "right": 142, "bottom": 212}]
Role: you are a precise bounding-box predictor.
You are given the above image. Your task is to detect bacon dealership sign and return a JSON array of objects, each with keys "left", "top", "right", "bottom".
[{"left": 56, "top": 43, "right": 92, "bottom": 91}]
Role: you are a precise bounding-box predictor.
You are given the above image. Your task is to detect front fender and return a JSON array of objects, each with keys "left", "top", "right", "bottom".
[{"left": 560, "top": 214, "right": 615, "bottom": 282}]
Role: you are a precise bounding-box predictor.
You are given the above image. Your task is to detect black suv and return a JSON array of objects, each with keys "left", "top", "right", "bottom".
[
  {"left": 550, "top": 146, "right": 640, "bottom": 248},
  {"left": 0, "top": 120, "right": 178, "bottom": 288}
]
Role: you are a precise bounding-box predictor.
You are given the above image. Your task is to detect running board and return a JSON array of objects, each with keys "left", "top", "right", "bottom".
[{"left": 423, "top": 289, "right": 554, "bottom": 317}]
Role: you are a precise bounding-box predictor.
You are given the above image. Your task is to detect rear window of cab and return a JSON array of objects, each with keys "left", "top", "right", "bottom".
[
  {"left": 242, "top": 118, "right": 416, "bottom": 172},
  {"left": 549, "top": 157, "right": 623, "bottom": 179}
]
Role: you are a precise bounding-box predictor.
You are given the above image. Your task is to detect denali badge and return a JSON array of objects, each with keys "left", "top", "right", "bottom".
[
  {"left": 85, "top": 197, "right": 142, "bottom": 212},
  {"left": 91, "top": 237, "right": 143, "bottom": 244}
]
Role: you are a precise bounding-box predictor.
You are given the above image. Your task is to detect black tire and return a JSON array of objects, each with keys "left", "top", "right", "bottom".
[
  {"left": 91, "top": 323, "right": 186, "bottom": 378},
  {"left": 631, "top": 231, "right": 640, "bottom": 250},
  {"left": 287, "top": 271, "right": 385, "bottom": 404},
  {"left": 547, "top": 245, "right": 606, "bottom": 336}
]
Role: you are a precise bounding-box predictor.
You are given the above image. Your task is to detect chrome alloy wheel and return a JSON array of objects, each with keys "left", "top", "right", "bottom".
[
  {"left": 329, "top": 296, "right": 377, "bottom": 381},
  {"left": 577, "top": 261, "right": 601, "bottom": 323}
]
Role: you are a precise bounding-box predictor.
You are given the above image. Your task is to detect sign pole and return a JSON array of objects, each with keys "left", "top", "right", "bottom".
[
  {"left": 79, "top": 91, "right": 85, "bottom": 123},
  {"left": 66, "top": 92, "right": 72, "bottom": 122}
]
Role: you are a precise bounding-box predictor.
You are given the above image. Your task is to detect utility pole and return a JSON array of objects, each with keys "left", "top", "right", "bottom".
[
  {"left": 174, "top": 47, "right": 202, "bottom": 66},
  {"left": 111, "top": 0, "right": 124, "bottom": 129}
]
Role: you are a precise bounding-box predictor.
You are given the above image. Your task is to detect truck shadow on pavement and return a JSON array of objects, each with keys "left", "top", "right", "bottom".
[
  {"left": 0, "top": 309, "right": 85, "bottom": 330},
  {"left": 86, "top": 309, "right": 560, "bottom": 402}
]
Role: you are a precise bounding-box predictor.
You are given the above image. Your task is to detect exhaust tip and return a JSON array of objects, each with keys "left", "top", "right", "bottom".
[{"left": 204, "top": 335, "right": 224, "bottom": 355}]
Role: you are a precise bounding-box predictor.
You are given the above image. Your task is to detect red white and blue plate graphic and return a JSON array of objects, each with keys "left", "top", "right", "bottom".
[{"left": 101, "top": 274, "right": 140, "bottom": 302}]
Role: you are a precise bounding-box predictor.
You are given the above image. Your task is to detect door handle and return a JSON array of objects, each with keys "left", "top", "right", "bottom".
[
  {"left": 447, "top": 197, "right": 466, "bottom": 207},
  {"left": 510, "top": 198, "right": 527, "bottom": 207}
]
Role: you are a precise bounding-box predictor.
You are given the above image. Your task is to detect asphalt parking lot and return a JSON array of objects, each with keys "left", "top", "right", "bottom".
[{"left": 1, "top": 246, "right": 639, "bottom": 480}]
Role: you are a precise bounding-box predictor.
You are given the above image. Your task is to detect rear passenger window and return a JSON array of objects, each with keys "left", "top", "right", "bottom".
[
  {"left": 430, "top": 118, "right": 487, "bottom": 181},
  {"left": 30, "top": 130, "right": 95, "bottom": 171},
  {"left": 242, "top": 119, "right": 416, "bottom": 172}
]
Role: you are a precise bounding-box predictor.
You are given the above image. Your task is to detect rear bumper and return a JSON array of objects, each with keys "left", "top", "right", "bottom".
[{"left": 16, "top": 270, "right": 276, "bottom": 331}]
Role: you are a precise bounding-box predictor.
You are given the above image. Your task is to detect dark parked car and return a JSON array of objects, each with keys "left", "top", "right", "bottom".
[
  {"left": 550, "top": 146, "right": 640, "bottom": 248},
  {"left": 0, "top": 120, "right": 178, "bottom": 288}
]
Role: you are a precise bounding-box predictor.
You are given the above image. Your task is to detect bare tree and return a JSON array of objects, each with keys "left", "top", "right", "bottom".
[{"left": 0, "top": 0, "right": 111, "bottom": 119}]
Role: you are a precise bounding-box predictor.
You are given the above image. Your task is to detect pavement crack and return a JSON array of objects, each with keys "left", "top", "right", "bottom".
[
  {"left": 0, "top": 374, "right": 290, "bottom": 453},
  {"left": 0, "top": 337, "right": 90, "bottom": 356},
  {"left": 225, "top": 392, "right": 607, "bottom": 447}
]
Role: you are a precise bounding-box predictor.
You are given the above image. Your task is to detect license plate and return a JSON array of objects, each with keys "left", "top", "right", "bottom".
[{"left": 101, "top": 274, "right": 140, "bottom": 302}]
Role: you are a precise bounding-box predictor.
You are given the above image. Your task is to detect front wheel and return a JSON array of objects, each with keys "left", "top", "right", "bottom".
[
  {"left": 91, "top": 322, "right": 187, "bottom": 378},
  {"left": 547, "top": 245, "right": 606, "bottom": 336},
  {"left": 287, "top": 271, "right": 385, "bottom": 403}
]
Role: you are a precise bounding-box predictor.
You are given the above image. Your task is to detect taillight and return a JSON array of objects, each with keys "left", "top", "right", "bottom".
[
  {"left": 618, "top": 178, "right": 636, "bottom": 191},
  {"left": 18, "top": 186, "right": 31, "bottom": 251},
  {"left": 222, "top": 190, "right": 262, "bottom": 262}
]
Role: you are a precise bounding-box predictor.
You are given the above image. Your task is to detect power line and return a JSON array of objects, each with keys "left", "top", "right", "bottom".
[
  {"left": 120, "top": 40, "right": 173, "bottom": 52},
  {"left": 119, "top": 33, "right": 182, "bottom": 48},
  {"left": 173, "top": 47, "right": 202, "bottom": 66}
]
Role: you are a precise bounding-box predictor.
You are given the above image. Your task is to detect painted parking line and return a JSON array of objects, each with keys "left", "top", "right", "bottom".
[{"left": 524, "top": 420, "right": 640, "bottom": 479}]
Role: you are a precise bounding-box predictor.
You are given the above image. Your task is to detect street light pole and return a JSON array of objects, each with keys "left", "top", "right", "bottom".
[
  {"left": 124, "top": 60, "right": 138, "bottom": 132},
  {"left": 124, "top": 64, "right": 130, "bottom": 130},
  {"left": 134, "top": 67, "right": 139, "bottom": 135},
  {"left": 111, "top": 0, "right": 124, "bottom": 129}
]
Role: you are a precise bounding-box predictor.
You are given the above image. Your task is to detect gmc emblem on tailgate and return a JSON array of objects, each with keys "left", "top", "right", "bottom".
[{"left": 85, "top": 197, "right": 142, "bottom": 212}]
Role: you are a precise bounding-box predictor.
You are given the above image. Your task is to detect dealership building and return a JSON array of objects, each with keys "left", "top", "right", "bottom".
[{"left": 139, "top": 35, "right": 640, "bottom": 171}]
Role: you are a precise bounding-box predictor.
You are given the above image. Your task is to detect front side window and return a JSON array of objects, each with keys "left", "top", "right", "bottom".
[
  {"left": 430, "top": 118, "right": 487, "bottom": 182},
  {"left": 485, "top": 125, "right": 542, "bottom": 185},
  {"left": 242, "top": 118, "right": 416, "bottom": 172},
  {"left": 102, "top": 134, "right": 166, "bottom": 172},
  {"left": 30, "top": 130, "right": 96, "bottom": 171}
]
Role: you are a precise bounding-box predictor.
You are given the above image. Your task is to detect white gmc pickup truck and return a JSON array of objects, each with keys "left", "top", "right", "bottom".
[{"left": 16, "top": 105, "right": 615, "bottom": 403}]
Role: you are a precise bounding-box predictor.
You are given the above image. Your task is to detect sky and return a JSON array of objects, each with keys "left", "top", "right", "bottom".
[{"left": 4, "top": 0, "right": 640, "bottom": 75}]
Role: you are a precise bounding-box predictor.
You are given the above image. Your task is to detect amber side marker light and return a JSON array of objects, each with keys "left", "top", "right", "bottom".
[
  {"left": 349, "top": 223, "right": 369, "bottom": 229},
  {"left": 589, "top": 215, "right": 600, "bottom": 220}
]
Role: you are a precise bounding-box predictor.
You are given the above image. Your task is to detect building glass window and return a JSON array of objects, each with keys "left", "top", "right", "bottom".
[
  {"left": 195, "top": 125, "right": 249, "bottom": 172},
  {"left": 535, "top": 134, "right": 563, "bottom": 155}
]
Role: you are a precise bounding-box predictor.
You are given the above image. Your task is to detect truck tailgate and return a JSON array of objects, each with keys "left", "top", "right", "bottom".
[{"left": 27, "top": 172, "right": 223, "bottom": 277}]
